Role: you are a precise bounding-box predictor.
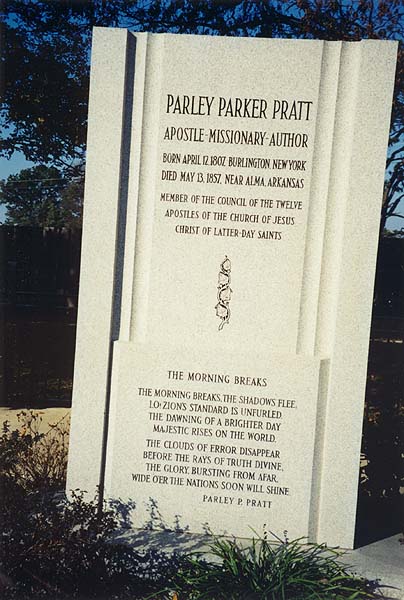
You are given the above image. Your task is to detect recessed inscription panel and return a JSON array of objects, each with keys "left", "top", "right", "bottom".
[
  {"left": 133, "top": 37, "right": 324, "bottom": 353},
  {"left": 106, "top": 342, "right": 320, "bottom": 539}
]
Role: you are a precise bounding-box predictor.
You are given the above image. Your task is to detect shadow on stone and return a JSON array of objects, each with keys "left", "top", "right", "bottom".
[{"left": 108, "top": 496, "right": 214, "bottom": 555}]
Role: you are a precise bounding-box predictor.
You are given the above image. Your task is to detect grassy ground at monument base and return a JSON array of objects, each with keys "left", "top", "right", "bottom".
[{"left": 0, "top": 412, "right": 393, "bottom": 599}]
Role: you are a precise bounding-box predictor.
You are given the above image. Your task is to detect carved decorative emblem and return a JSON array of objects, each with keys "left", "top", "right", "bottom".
[{"left": 215, "top": 256, "right": 232, "bottom": 331}]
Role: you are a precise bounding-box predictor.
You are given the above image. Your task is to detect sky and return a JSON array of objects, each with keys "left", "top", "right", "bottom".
[{"left": 1, "top": 152, "right": 35, "bottom": 179}]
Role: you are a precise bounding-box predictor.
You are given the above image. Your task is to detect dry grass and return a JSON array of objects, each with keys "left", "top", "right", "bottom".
[{"left": 1, "top": 410, "right": 70, "bottom": 491}]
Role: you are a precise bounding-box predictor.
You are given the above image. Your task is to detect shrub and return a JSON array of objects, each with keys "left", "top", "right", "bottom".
[
  {"left": 0, "top": 410, "right": 69, "bottom": 492},
  {"left": 0, "top": 413, "right": 182, "bottom": 599},
  {"left": 1, "top": 482, "right": 186, "bottom": 599}
]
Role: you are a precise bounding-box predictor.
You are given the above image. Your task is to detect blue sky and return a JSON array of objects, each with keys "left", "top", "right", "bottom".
[{"left": 1, "top": 152, "right": 35, "bottom": 179}]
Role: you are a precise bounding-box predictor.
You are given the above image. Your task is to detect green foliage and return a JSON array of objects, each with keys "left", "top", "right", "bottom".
[
  {"left": 0, "top": 165, "right": 83, "bottom": 226},
  {"left": 60, "top": 177, "right": 85, "bottom": 227},
  {"left": 165, "top": 533, "right": 382, "bottom": 600},
  {"left": 1, "top": 1, "right": 91, "bottom": 170}
]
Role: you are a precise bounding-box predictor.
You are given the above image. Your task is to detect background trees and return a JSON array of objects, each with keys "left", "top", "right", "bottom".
[
  {"left": 0, "top": 0, "right": 403, "bottom": 228},
  {"left": 0, "top": 166, "right": 82, "bottom": 227}
]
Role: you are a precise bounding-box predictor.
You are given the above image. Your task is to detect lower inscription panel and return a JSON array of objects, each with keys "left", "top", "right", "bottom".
[{"left": 105, "top": 342, "right": 320, "bottom": 539}]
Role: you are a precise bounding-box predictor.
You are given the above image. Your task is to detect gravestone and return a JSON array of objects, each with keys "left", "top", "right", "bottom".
[{"left": 67, "top": 28, "right": 397, "bottom": 549}]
